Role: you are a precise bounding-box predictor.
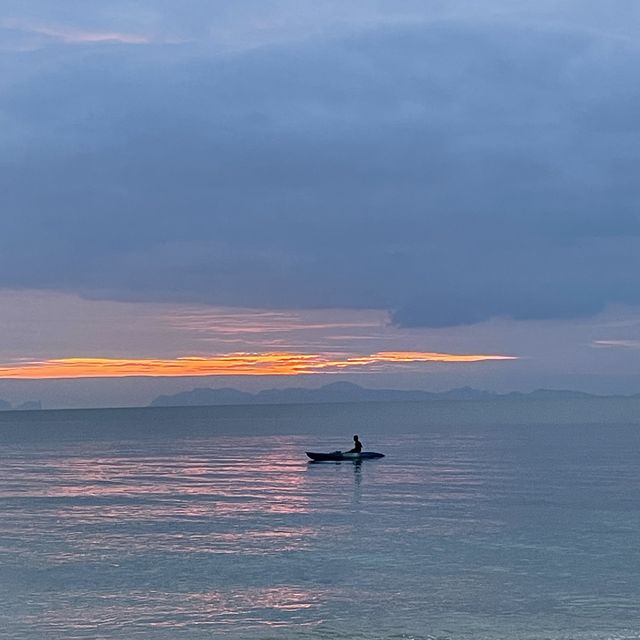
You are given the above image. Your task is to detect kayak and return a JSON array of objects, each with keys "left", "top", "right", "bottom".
[{"left": 306, "top": 451, "right": 385, "bottom": 462}]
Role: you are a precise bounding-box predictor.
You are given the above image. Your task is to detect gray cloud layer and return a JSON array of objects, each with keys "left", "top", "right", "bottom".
[{"left": 2, "top": 3, "right": 640, "bottom": 326}]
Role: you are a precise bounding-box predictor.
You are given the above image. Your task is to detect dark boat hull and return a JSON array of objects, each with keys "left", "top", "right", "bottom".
[{"left": 306, "top": 451, "right": 385, "bottom": 462}]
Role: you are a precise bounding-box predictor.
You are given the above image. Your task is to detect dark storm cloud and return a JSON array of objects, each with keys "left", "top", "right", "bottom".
[{"left": 2, "top": 14, "right": 640, "bottom": 326}]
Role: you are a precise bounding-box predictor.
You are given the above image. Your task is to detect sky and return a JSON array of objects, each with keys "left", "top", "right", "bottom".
[{"left": 1, "top": 1, "right": 640, "bottom": 407}]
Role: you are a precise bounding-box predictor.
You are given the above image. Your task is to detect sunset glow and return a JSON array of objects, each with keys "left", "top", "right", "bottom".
[{"left": 0, "top": 351, "right": 517, "bottom": 379}]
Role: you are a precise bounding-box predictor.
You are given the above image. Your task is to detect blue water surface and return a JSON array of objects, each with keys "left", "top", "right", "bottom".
[{"left": 1, "top": 402, "right": 639, "bottom": 639}]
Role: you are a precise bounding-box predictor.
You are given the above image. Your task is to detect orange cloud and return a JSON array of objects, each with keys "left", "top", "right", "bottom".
[{"left": 0, "top": 351, "right": 516, "bottom": 379}]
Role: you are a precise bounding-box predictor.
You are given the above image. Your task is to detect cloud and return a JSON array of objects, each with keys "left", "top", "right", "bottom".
[
  {"left": 3, "top": 2, "right": 639, "bottom": 53},
  {"left": 21, "top": 24, "right": 152, "bottom": 45},
  {"left": 593, "top": 340, "right": 640, "bottom": 349},
  {"left": 0, "top": 350, "right": 516, "bottom": 379},
  {"left": 2, "top": 8, "right": 640, "bottom": 326}
]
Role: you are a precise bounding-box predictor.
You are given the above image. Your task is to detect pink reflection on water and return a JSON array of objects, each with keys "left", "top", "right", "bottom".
[
  {"left": 0, "top": 439, "right": 320, "bottom": 565},
  {"left": 0, "top": 447, "right": 312, "bottom": 515},
  {"left": 18, "top": 586, "right": 325, "bottom": 633}
]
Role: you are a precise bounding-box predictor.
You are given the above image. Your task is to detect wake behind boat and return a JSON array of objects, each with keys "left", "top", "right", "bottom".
[{"left": 306, "top": 451, "right": 385, "bottom": 461}]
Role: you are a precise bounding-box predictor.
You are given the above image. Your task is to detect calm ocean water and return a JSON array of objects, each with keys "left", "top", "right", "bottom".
[{"left": 1, "top": 401, "right": 640, "bottom": 639}]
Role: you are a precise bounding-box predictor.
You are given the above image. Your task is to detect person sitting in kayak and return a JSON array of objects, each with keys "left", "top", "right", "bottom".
[{"left": 348, "top": 434, "right": 362, "bottom": 453}]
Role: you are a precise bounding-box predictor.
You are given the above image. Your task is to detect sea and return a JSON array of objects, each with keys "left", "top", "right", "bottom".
[{"left": 1, "top": 399, "right": 640, "bottom": 640}]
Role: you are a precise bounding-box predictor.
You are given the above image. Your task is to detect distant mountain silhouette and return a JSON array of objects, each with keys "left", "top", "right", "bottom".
[
  {"left": 149, "top": 382, "right": 608, "bottom": 408},
  {"left": 151, "top": 387, "right": 255, "bottom": 407},
  {"left": 15, "top": 400, "right": 43, "bottom": 411},
  {"left": 0, "top": 399, "right": 42, "bottom": 411},
  {"left": 506, "top": 389, "right": 595, "bottom": 400}
]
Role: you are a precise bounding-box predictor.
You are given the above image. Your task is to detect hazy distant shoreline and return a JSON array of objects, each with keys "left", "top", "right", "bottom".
[
  {"left": 3, "top": 381, "right": 640, "bottom": 414},
  {"left": 149, "top": 381, "right": 639, "bottom": 409},
  {"left": 2, "top": 397, "right": 640, "bottom": 443}
]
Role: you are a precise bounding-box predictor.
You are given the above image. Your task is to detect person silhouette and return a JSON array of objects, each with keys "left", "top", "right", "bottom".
[{"left": 348, "top": 434, "right": 362, "bottom": 453}]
